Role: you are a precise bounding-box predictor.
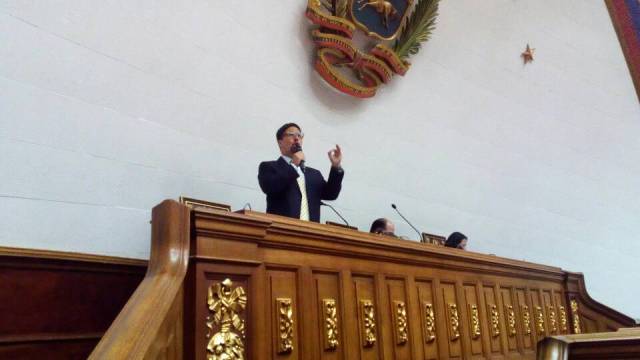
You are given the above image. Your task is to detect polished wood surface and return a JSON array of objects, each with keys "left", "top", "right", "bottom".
[
  {"left": 92, "top": 199, "right": 636, "bottom": 359},
  {"left": 537, "top": 327, "right": 640, "bottom": 359},
  {"left": 186, "top": 206, "right": 635, "bottom": 359},
  {"left": 89, "top": 199, "right": 190, "bottom": 359},
  {"left": 0, "top": 246, "right": 146, "bottom": 359}
]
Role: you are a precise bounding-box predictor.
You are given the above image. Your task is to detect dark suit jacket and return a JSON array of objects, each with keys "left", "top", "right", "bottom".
[{"left": 258, "top": 157, "right": 344, "bottom": 222}]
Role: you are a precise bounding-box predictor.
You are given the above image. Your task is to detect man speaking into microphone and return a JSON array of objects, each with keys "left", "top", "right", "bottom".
[{"left": 258, "top": 123, "right": 344, "bottom": 222}]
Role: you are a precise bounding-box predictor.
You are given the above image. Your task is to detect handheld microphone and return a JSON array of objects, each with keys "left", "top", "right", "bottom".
[
  {"left": 321, "top": 201, "right": 350, "bottom": 226},
  {"left": 291, "top": 144, "right": 305, "bottom": 172},
  {"left": 391, "top": 203, "right": 422, "bottom": 240}
]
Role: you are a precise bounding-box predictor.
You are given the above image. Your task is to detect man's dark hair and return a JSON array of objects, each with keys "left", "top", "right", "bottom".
[
  {"left": 370, "top": 218, "right": 389, "bottom": 234},
  {"left": 444, "top": 231, "right": 467, "bottom": 248},
  {"left": 276, "top": 123, "right": 302, "bottom": 140}
]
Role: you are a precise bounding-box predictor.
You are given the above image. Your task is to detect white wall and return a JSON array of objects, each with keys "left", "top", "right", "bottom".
[{"left": 1, "top": 0, "right": 639, "bottom": 318}]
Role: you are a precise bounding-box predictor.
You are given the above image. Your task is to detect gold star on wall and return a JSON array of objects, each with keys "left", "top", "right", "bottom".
[{"left": 521, "top": 44, "right": 535, "bottom": 64}]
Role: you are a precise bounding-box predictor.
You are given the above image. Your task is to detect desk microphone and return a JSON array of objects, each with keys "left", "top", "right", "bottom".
[
  {"left": 243, "top": 202, "right": 252, "bottom": 211},
  {"left": 321, "top": 201, "right": 350, "bottom": 226},
  {"left": 391, "top": 203, "right": 422, "bottom": 240}
]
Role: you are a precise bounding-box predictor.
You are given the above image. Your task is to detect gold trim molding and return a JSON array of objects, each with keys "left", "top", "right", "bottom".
[
  {"left": 392, "top": 301, "right": 408, "bottom": 345},
  {"left": 570, "top": 299, "right": 582, "bottom": 334},
  {"left": 423, "top": 302, "right": 436, "bottom": 343},
  {"left": 322, "top": 299, "right": 339, "bottom": 350},
  {"left": 559, "top": 305, "right": 568, "bottom": 332},
  {"left": 488, "top": 304, "right": 500, "bottom": 337},
  {"left": 468, "top": 304, "right": 481, "bottom": 339},
  {"left": 535, "top": 306, "right": 545, "bottom": 335},
  {"left": 206, "top": 278, "right": 247, "bottom": 360},
  {"left": 360, "top": 300, "right": 377, "bottom": 347},
  {"left": 521, "top": 304, "right": 532, "bottom": 335},
  {"left": 506, "top": 305, "right": 516, "bottom": 337},
  {"left": 548, "top": 305, "right": 558, "bottom": 333},
  {"left": 447, "top": 303, "right": 461, "bottom": 340},
  {"left": 276, "top": 298, "right": 294, "bottom": 354}
]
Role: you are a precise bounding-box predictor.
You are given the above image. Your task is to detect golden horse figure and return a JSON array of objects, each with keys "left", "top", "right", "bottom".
[{"left": 358, "top": 0, "right": 398, "bottom": 28}]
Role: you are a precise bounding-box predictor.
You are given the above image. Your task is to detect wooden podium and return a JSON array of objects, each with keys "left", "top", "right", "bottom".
[{"left": 90, "top": 200, "right": 637, "bottom": 359}]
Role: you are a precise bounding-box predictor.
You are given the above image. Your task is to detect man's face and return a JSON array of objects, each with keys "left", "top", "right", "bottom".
[
  {"left": 278, "top": 126, "right": 304, "bottom": 156},
  {"left": 384, "top": 222, "right": 395, "bottom": 235}
]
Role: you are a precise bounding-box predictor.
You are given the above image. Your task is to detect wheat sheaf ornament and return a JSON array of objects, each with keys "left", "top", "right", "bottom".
[{"left": 306, "top": 0, "right": 440, "bottom": 98}]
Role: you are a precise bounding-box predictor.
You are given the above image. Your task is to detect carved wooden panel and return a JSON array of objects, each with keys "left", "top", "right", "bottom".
[
  {"left": 500, "top": 287, "right": 518, "bottom": 354},
  {"left": 529, "top": 289, "right": 545, "bottom": 340},
  {"left": 440, "top": 282, "right": 461, "bottom": 359},
  {"left": 483, "top": 285, "right": 502, "bottom": 355},
  {"left": 463, "top": 284, "right": 483, "bottom": 356},
  {"left": 267, "top": 268, "right": 299, "bottom": 359},
  {"left": 386, "top": 277, "right": 411, "bottom": 359},
  {"left": 206, "top": 278, "right": 247, "bottom": 359},
  {"left": 541, "top": 290, "right": 557, "bottom": 336},
  {"left": 352, "top": 275, "right": 379, "bottom": 360},
  {"left": 196, "top": 268, "right": 252, "bottom": 360},
  {"left": 515, "top": 288, "right": 534, "bottom": 351},
  {"left": 552, "top": 291, "right": 568, "bottom": 334},
  {"left": 415, "top": 279, "right": 438, "bottom": 360},
  {"left": 312, "top": 271, "right": 342, "bottom": 359}
]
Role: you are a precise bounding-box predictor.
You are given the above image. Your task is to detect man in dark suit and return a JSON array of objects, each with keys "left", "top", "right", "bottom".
[{"left": 258, "top": 123, "right": 344, "bottom": 222}]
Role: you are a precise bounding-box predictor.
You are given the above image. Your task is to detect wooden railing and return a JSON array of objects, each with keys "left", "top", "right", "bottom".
[
  {"left": 537, "top": 327, "right": 640, "bottom": 359},
  {"left": 90, "top": 199, "right": 637, "bottom": 359},
  {"left": 89, "top": 200, "right": 190, "bottom": 359}
]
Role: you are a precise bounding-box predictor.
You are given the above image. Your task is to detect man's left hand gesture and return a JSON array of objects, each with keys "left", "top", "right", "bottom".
[{"left": 328, "top": 144, "right": 342, "bottom": 168}]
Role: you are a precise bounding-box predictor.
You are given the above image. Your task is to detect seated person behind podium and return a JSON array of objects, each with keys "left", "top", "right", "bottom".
[
  {"left": 258, "top": 123, "right": 344, "bottom": 222},
  {"left": 444, "top": 232, "right": 467, "bottom": 250},
  {"left": 369, "top": 218, "right": 396, "bottom": 236}
]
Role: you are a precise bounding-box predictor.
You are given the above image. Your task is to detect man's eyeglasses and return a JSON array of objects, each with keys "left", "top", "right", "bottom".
[{"left": 284, "top": 132, "right": 304, "bottom": 139}]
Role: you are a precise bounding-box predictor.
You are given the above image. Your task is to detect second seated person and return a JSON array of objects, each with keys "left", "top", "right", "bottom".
[{"left": 258, "top": 123, "right": 344, "bottom": 222}]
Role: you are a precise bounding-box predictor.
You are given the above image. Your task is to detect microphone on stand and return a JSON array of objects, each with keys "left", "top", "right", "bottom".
[
  {"left": 291, "top": 144, "right": 305, "bottom": 172},
  {"left": 391, "top": 203, "right": 422, "bottom": 240},
  {"left": 321, "top": 201, "right": 350, "bottom": 227}
]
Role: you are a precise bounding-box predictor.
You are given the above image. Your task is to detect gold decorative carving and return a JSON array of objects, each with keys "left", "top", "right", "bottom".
[
  {"left": 322, "top": 299, "right": 339, "bottom": 350},
  {"left": 206, "top": 278, "right": 247, "bottom": 360},
  {"left": 559, "top": 305, "right": 568, "bottom": 332},
  {"left": 447, "top": 303, "right": 461, "bottom": 340},
  {"left": 393, "top": 301, "right": 408, "bottom": 345},
  {"left": 548, "top": 305, "right": 558, "bottom": 333},
  {"left": 535, "top": 306, "right": 545, "bottom": 335},
  {"left": 488, "top": 304, "right": 500, "bottom": 337},
  {"left": 521, "top": 304, "right": 531, "bottom": 335},
  {"left": 276, "top": 298, "right": 294, "bottom": 354},
  {"left": 468, "top": 304, "right": 481, "bottom": 339},
  {"left": 570, "top": 299, "right": 582, "bottom": 334},
  {"left": 506, "top": 305, "right": 516, "bottom": 337},
  {"left": 360, "top": 300, "right": 377, "bottom": 347},
  {"left": 423, "top": 302, "right": 436, "bottom": 343}
]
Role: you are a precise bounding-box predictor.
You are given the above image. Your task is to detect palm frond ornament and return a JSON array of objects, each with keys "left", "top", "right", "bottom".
[
  {"left": 305, "top": 0, "right": 440, "bottom": 98},
  {"left": 393, "top": 0, "right": 440, "bottom": 61}
]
